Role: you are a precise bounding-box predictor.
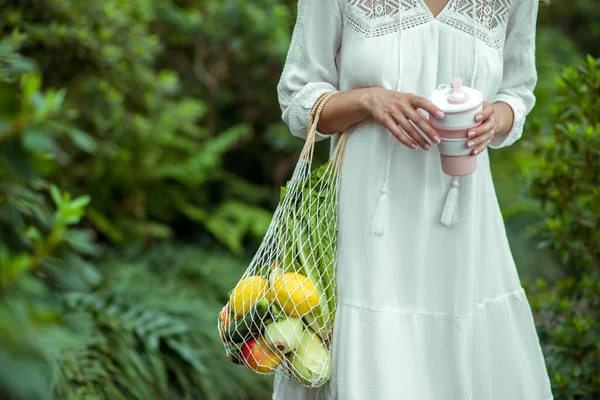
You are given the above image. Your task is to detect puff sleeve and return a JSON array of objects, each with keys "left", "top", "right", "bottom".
[
  {"left": 489, "top": 0, "right": 540, "bottom": 149},
  {"left": 276, "top": 0, "right": 343, "bottom": 141}
]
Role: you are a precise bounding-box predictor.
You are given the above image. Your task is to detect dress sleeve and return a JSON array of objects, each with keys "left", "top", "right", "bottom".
[
  {"left": 277, "top": 0, "right": 343, "bottom": 141},
  {"left": 488, "top": 0, "right": 540, "bottom": 149}
]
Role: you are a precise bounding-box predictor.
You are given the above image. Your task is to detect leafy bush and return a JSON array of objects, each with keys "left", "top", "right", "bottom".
[
  {"left": 539, "top": 0, "right": 600, "bottom": 57},
  {"left": 525, "top": 277, "right": 599, "bottom": 400},
  {"left": 0, "top": 0, "right": 282, "bottom": 398},
  {"left": 527, "top": 55, "right": 599, "bottom": 278},
  {"left": 0, "top": 0, "right": 271, "bottom": 253},
  {"left": 160, "top": 0, "right": 316, "bottom": 194},
  {"left": 0, "top": 71, "right": 271, "bottom": 399},
  {"left": 0, "top": 68, "right": 99, "bottom": 399},
  {"left": 524, "top": 55, "right": 600, "bottom": 400},
  {"left": 53, "top": 243, "right": 272, "bottom": 400}
]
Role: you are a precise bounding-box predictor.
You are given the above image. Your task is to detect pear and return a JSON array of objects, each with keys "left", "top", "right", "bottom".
[
  {"left": 289, "top": 328, "right": 331, "bottom": 387},
  {"left": 264, "top": 317, "right": 304, "bottom": 354}
]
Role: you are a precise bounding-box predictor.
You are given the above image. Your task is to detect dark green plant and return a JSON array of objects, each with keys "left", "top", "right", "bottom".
[
  {"left": 525, "top": 277, "right": 599, "bottom": 400},
  {"left": 538, "top": 0, "right": 600, "bottom": 57},
  {"left": 0, "top": 71, "right": 99, "bottom": 400},
  {"left": 0, "top": 0, "right": 271, "bottom": 254},
  {"left": 0, "top": 0, "right": 280, "bottom": 397},
  {"left": 527, "top": 55, "right": 599, "bottom": 278},
  {"left": 160, "top": 0, "right": 314, "bottom": 196},
  {"left": 51, "top": 243, "right": 273, "bottom": 400},
  {"left": 524, "top": 55, "right": 600, "bottom": 400}
]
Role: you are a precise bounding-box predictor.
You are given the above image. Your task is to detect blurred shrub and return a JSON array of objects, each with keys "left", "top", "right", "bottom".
[
  {"left": 0, "top": 69, "right": 99, "bottom": 400},
  {"left": 0, "top": 68, "right": 270, "bottom": 400},
  {"left": 538, "top": 0, "right": 600, "bottom": 57},
  {"left": 527, "top": 55, "right": 599, "bottom": 278},
  {"left": 525, "top": 276, "right": 599, "bottom": 400},
  {"left": 524, "top": 55, "right": 600, "bottom": 400},
  {"left": 0, "top": 0, "right": 271, "bottom": 254},
  {"left": 53, "top": 243, "right": 272, "bottom": 400},
  {"left": 160, "top": 0, "right": 315, "bottom": 193},
  {"left": 0, "top": 0, "right": 283, "bottom": 398}
]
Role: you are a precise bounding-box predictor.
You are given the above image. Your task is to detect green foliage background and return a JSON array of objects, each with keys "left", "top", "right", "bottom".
[{"left": 0, "top": 0, "right": 597, "bottom": 399}]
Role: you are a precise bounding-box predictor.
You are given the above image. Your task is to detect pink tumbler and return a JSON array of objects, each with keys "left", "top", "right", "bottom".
[{"left": 429, "top": 77, "right": 483, "bottom": 176}]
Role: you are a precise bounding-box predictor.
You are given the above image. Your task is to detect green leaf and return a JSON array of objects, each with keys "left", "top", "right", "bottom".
[
  {"left": 0, "top": 139, "right": 36, "bottom": 180},
  {"left": 0, "top": 203, "right": 25, "bottom": 232},
  {"left": 63, "top": 229, "right": 97, "bottom": 255},
  {"left": 204, "top": 200, "right": 271, "bottom": 254},
  {"left": 67, "top": 128, "right": 97, "bottom": 153},
  {"left": 126, "top": 220, "right": 172, "bottom": 239},
  {"left": 85, "top": 208, "right": 124, "bottom": 243},
  {"left": 68, "top": 195, "right": 91, "bottom": 210},
  {"left": 49, "top": 185, "right": 63, "bottom": 207},
  {"left": 22, "top": 128, "right": 57, "bottom": 153}
]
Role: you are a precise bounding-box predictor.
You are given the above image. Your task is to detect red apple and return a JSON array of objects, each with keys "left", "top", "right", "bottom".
[
  {"left": 241, "top": 337, "right": 283, "bottom": 373},
  {"left": 218, "top": 305, "right": 231, "bottom": 342}
]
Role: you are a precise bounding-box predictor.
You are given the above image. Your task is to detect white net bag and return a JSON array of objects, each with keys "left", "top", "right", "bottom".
[{"left": 217, "top": 92, "right": 348, "bottom": 387}]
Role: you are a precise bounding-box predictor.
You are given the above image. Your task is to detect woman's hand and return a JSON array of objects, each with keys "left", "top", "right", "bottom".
[
  {"left": 360, "top": 87, "right": 445, "bottom": 151},
  {"left": 466, "top": 101, "right": 514, "bottom": 155}
]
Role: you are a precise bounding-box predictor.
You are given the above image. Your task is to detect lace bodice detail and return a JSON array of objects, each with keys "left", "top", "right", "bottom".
[
  {"left": 344, "top": 0, "right": 512, "bottom": 49},
  {"left": 344, "top": 1, "right": 430, "bottom": 38},
  {"left": 441, "top": 0, "right": 511, "bottom": 49}
]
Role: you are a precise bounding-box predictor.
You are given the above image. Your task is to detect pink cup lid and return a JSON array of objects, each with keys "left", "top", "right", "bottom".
[{"left": 431, "top": 77, "right": 482, "bottom": 113}]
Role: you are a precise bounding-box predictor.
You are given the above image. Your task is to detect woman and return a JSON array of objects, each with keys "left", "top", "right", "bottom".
[{"left": 273, "top": 0, "right": 553, "bottom": 399}]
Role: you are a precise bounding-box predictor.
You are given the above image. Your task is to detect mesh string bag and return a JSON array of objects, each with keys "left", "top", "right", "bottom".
[{"left": 217, "top": 92, "right": 348, "bottom": 388}]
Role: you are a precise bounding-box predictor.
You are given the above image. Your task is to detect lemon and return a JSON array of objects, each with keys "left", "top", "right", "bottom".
[
  {"left": 273, "top": 272, "right": 319, "bottom": 317},
  {"left": 230, "top": 276, "right": 271, "bottom": 318}
]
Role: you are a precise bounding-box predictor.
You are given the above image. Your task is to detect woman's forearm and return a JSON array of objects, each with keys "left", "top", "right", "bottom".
[
  {"left": 316, "top": 89, "right": 516, "bottom": 142},
  {"left": 317, "top": 87, "right": 375, "bottom": 134},
  {"left": 315, "top": 87, "right": 445, "bottom": 150}
]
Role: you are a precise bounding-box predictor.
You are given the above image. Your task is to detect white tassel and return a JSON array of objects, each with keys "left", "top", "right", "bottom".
[
  {"left": 440, "top": 177, "right": 460, "bottom": 227},
  {"left": 372, "top": 188, "right": 388, "bottom": 235}
]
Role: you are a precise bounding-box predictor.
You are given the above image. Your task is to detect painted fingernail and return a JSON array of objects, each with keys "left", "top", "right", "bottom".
[
  {"left": 424, "top": 144, "right": 431, "bottom": 151},
  {"left": 473, "top": 148, "right": 479, "bottom": 155},
  {"left": 433, "top": 136, "right": 441, "bottom": 144},
  {"left": 468, "top": 130, "right": 476, "bottom": 138},
  {"left": 475, "top": 114, "right": 483, "bottom": 122},
  {"left": 411, "top": 143, "right": 417, "bottom": 149},
  {"left": 435, "top": 111, "right": 445, "bottom": 119},
  {"left": 467, "top": 141, "right": 474, "bottom": 148}
]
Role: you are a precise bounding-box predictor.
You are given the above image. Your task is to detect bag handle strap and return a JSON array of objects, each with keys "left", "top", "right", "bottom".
[{"left": 300, "top": 91, "right": 348, "bottom": 163}]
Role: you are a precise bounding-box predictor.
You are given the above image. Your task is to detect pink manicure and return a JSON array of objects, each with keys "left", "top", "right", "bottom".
[
  {"left": 468, "top": 130, "right": 476, "bottom": 138},
  {"left": 435, "top": 111, "right": 445, "bottom": 119},
  {"left": 475, "top": 114, "right": 483, "bottom": 122}
]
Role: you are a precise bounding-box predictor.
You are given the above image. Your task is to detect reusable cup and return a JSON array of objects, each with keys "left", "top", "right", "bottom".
[{"left": 429, "top": 77, "right": 483, "bottom": 176}]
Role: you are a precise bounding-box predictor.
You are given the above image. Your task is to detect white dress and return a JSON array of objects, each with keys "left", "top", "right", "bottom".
[{"left": 273, "top": 0, "right": 554, "bottom": 399}]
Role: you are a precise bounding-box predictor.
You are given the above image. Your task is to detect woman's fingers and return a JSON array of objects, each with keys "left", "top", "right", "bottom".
[
  {"left": 394, "top": 114, "right": 431, "bottom": 150},
  {"left": 468, "top": 128, "right": 495, "bottom": 153},
  {"left": 411, "top": 96, "right": 445, "bottom": 120},
  {"left": 467, "top": 117, "right": 496, "bottom": 139},
  {"left": 406, "top": 109, "right": 441, "bottom": 144},
  {"left": 474, "top": 101, "right": 494, "bottom": 123},
  {"left": 382, "top": 115, "right": 418, "bottom": 150},
  {"left": 473, "top": 136, "right": 493, "bottom": 155}
]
